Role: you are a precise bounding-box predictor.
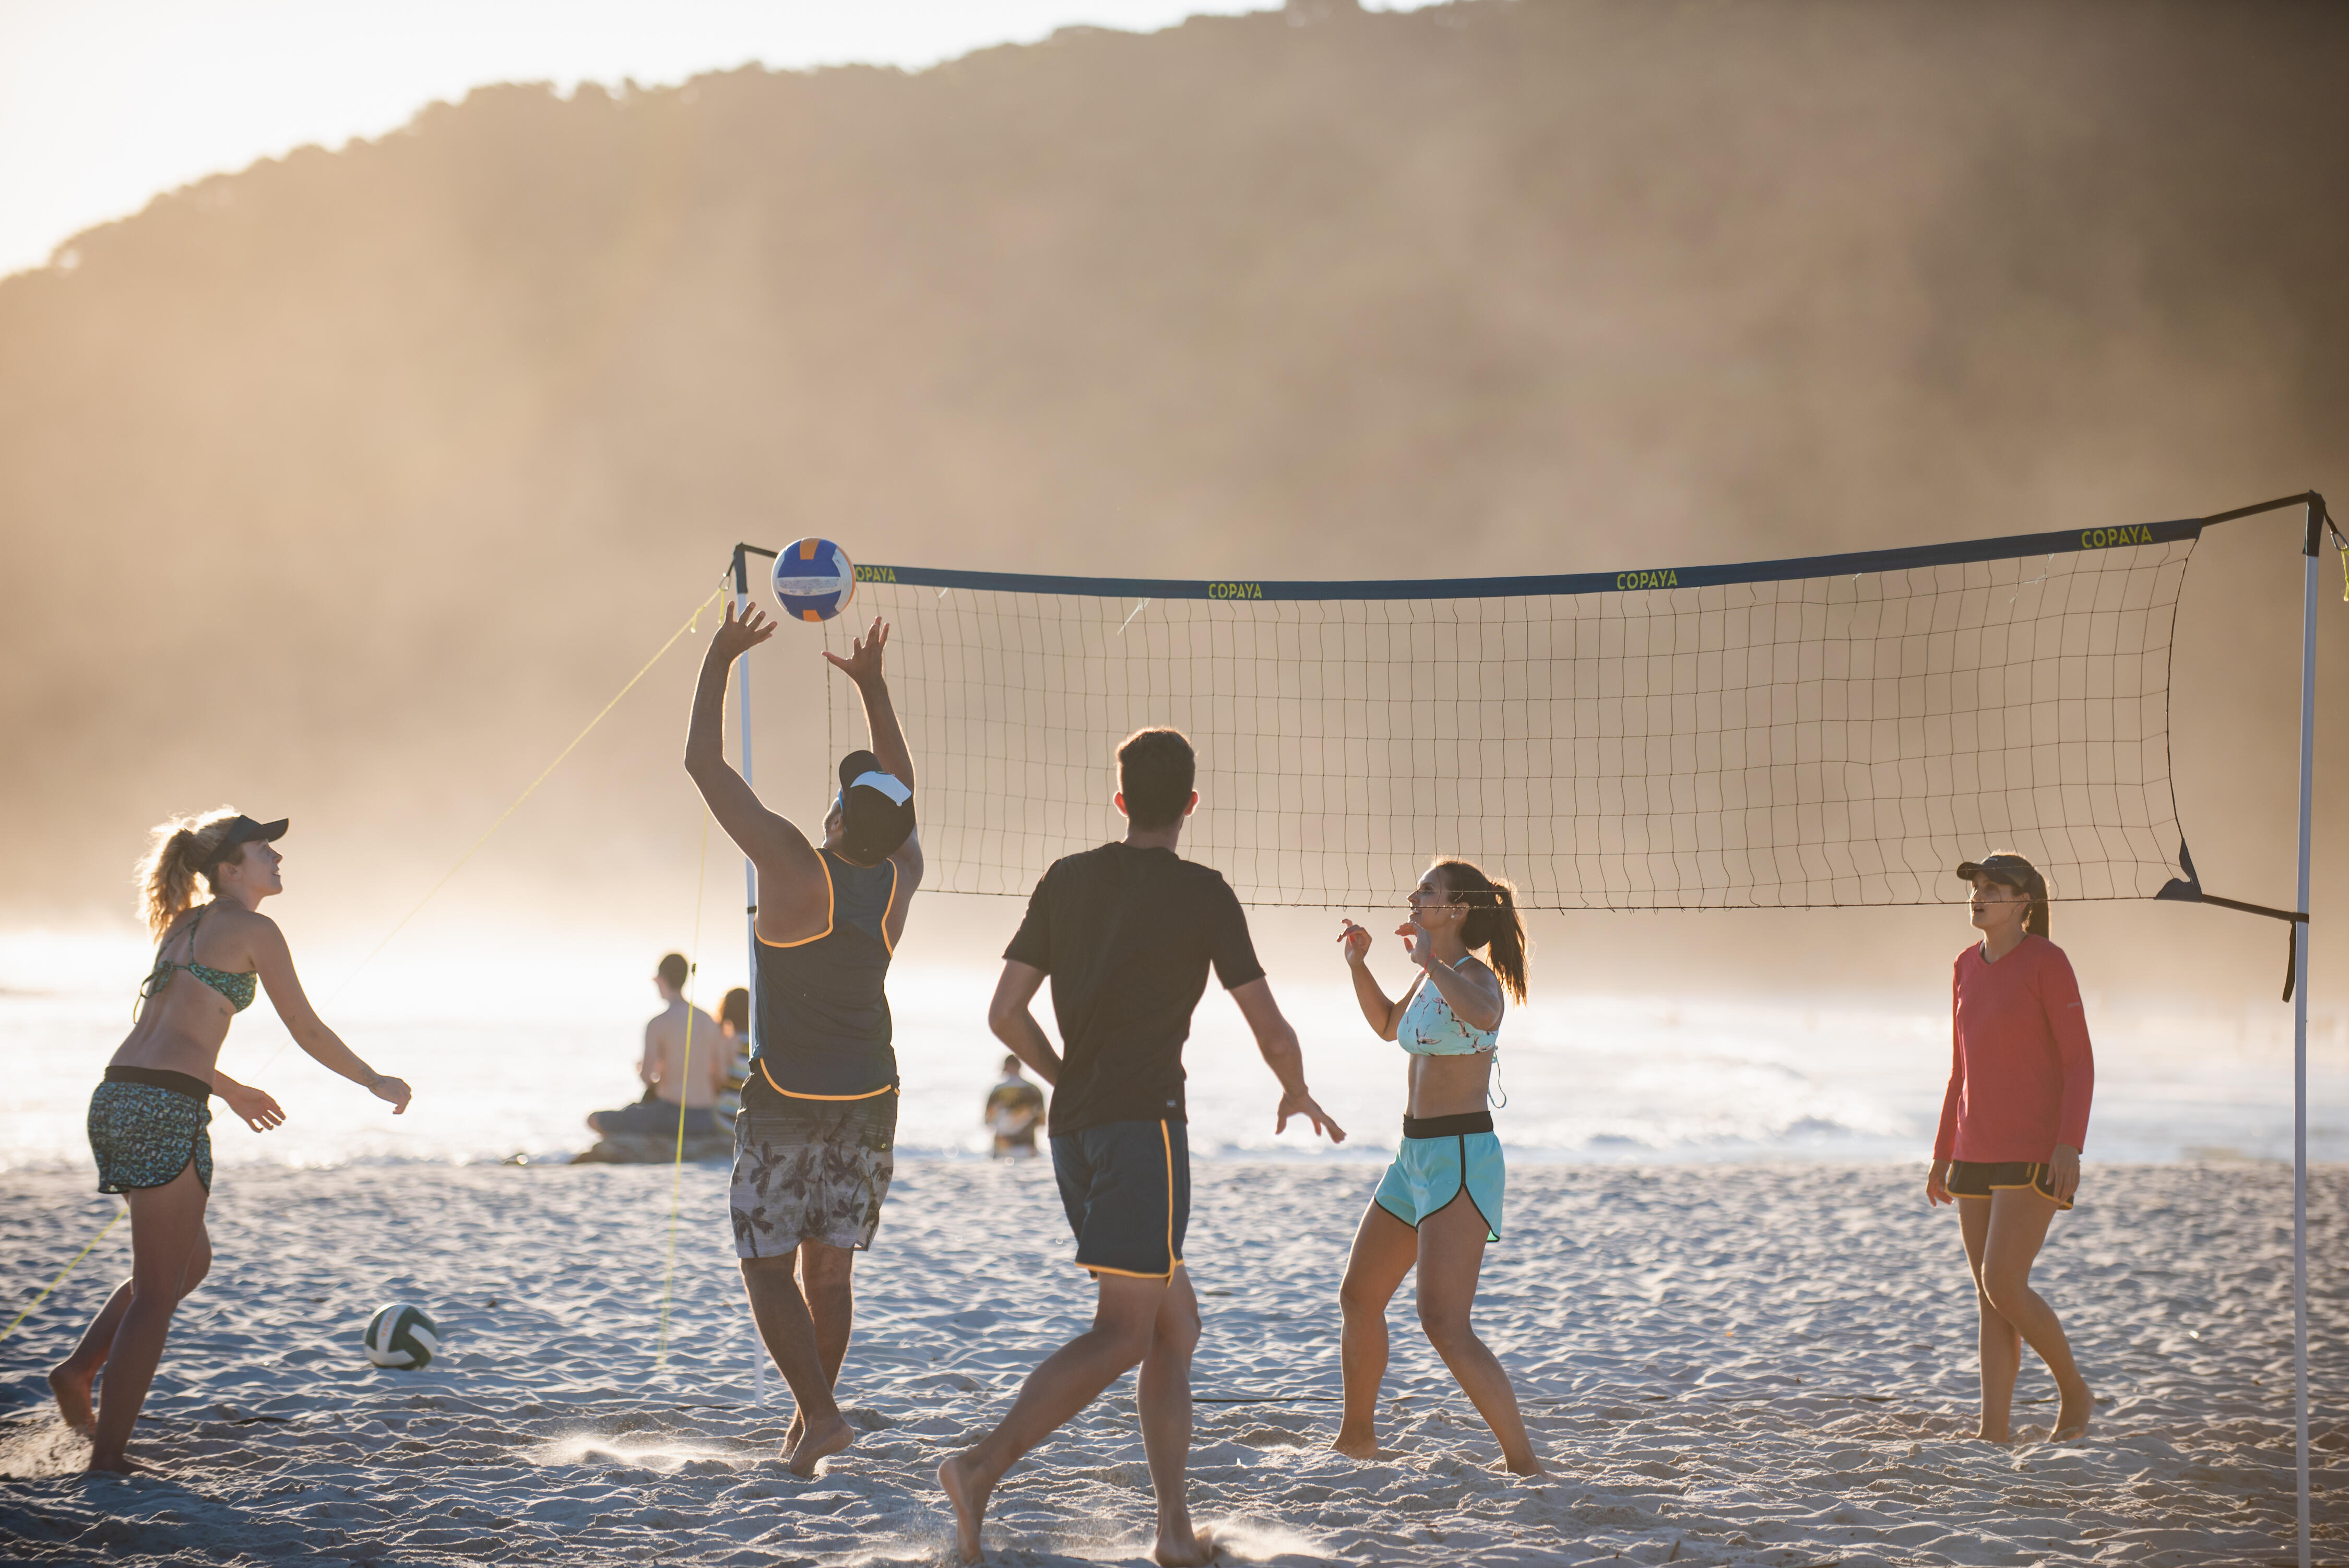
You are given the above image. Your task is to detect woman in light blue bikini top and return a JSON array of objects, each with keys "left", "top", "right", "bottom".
[{"left": 1338, "top": 859, "right": 1528, "bottom": 1120}]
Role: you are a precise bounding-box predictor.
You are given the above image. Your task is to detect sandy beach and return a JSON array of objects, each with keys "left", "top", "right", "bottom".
[{"left": 2, "top": 1158, "right": 2340, "bottom": 1565}]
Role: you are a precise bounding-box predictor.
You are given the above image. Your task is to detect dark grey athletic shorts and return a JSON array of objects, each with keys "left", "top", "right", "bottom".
[{"left": 1051, "top": 1118, "right": 1189, "bottom": 1280}]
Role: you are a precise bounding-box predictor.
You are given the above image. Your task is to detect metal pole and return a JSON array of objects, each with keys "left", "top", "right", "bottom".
[
  {"left": 731, "top": 547, "right": 760, "bottom": 1037},
  {"left": 2293, "top": 497, "right": 2318, "bottom": 1568}
]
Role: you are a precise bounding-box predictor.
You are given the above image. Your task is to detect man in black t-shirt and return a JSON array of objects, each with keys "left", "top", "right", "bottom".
[{"left": 936, "top": 727, "right": 1344, "bottom": 1567}]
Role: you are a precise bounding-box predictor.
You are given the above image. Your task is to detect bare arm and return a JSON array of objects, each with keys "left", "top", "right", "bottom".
[
  {"left": 684, "top": 599, "right": 828, "bottom": 931},
  {"left": 1419, "top": 952, "right": 1504, "bottom": 1034},
  {"left": 208, "top": 1067, "right": 284, "bottom": 1133},
  {"left": 1229, "top": 978, "right": 1345, "bottom": 1143},
  {"left": 825, "top": 619, "right": 914, "bottom": 793},
  {"left": 248, "top": 919, "right": 410, "bottom": 1113},
  {"left": 987, "top": 961, "right": 1061, "bottom": 1086},
  {"left": 639, "top": 1017, "right": 663, "bottom": 1088},
  {"left": 1337, "top": 918, "right": 1410, "bottom": 1038}
]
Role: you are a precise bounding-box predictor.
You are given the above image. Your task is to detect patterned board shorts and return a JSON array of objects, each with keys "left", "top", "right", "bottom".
[
  {"left": 730, "top": 1089, "right": 897, "bottom": 1256},
  {"left": 88, "top": 1076, "right": 213, "bottom": 1194}
]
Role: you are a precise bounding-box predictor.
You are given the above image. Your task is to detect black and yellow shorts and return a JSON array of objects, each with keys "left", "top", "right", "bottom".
[
  {"left": 1051, "top": 1119, "right": 1189, "bottom": 1281},
  {"left": 1948, "top": 1159, "right": 2073, "bottom": 1210}
]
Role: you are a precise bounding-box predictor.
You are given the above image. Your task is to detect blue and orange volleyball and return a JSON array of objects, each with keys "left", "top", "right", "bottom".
[{"left": 772, "top": 538, "right": 857, "bottom": 623}]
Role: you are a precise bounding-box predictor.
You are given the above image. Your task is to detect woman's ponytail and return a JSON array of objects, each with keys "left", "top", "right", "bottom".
[
  {"left": 1432, "top": 859, "right": 1529, "bottom": 1002},
  {"left": 135, "top": 809, "right": 243, "bottom": 938}
]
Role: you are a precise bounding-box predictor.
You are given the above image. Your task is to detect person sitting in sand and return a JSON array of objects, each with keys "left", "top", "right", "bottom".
[
  {"left": 585, "top": 953, "right": 723, "bottom": 1141},
  {"left": 982, "top": 1053, "right": 1046, "bottom": 1157},
  {"left": 54, "top": 811, "right": 411, "bottom": 1474},
  {"left": 1329, "top": 859, "right": 1544, "bottom": 1476},
  {"left": 939, "top": 726, "right": 1345, "bottom": 1567},
  {"left": 716, "top": 985, "right": 752, "bottom": 1119},
  {"left": 1926, "top": 851, "right": 2096, "bottom": 1444},
  {"left": 687, "top": 604, "right": 923, "bottom": 1477}
]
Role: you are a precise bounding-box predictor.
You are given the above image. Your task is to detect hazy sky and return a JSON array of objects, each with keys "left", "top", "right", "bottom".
[{"left": 0, "top": 0, "right": 1447, "bottom": 279}]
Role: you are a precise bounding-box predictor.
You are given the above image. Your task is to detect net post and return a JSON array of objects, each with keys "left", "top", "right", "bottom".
[
  {"left": 2293, "top": 496, "right": 2319, "bottom": 1568},
  {"left": 732, "top": 546, "right": 760, "bottom": 1055}
]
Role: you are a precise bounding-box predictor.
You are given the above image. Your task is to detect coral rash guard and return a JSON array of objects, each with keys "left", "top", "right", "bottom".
[{"left": 1935, "top": 934, "right": 2095, "bottom": 1163}]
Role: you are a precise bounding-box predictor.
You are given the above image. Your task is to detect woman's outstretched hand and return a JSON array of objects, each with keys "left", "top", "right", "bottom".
[
  {"left": 711, "top": 598, "right": 778, "bottom": 663},
  {"left": 1924, "top": 1160, "right": 1953, "bottom": 1207},
  {"left": 369, "top": 1075, "right": 413, "bottom": 1115},
  {"left": 822, "top": 617, "right": 891, "bottom": 685},
  {"left": 1395, "top": 919, "right": 1436, "bottom": 969},
  {"left": 1336, "top": 918, "right": 1372, "bottom": 966},
  {"left": 220, "top": 1081, "right": 284, "bottom": 1134}
]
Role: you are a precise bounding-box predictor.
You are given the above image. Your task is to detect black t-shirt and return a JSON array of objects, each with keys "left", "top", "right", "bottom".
[{"left": 1002, "top": 842, "right": 1265, "bottom": 1136}]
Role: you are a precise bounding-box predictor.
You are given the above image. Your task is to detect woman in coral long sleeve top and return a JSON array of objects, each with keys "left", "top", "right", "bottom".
[{"left": 1925, "top": 851, "right": 2096, "bottom": 1444}]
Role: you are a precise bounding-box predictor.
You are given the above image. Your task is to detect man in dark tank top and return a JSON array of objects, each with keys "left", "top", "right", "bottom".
[{"left": 686, "top": 603, "right": 923, "bottom": 1478}]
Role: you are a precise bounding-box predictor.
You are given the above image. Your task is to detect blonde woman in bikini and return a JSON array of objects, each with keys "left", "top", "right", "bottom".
[
  {"left": 1926, "top": 851, "right": 2096, "bottom": 1444},
  {"left": 54, "top": 811, "right": 411, "bottom": 1472},
  {"left": 1331, "top": 858, "right": 1543, "bottom": 1476}
]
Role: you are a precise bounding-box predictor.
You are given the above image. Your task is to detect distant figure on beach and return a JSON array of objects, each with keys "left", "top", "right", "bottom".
[
  {"left": 687, "top": 604, "right": 922, "bottom": 1477},
  {"left": 938, "top": 726, "right": 1345, "bottom": 1567},
  {"left": 1329, "top": 860, "right": 1545, "bottom": 1476},
  {"left": 585, "top": 953, "right": 723, "bottom": 1139},
  {"left": 1925, "top": 851, "right": 2096, "bottom": 1444},
  {"left": 55, "top": 811, "right": 411, "bottom": 1473},
  {"left": 983, "top": 1054, "right": 1046, "bottom": 1157},
  {"left": 716, "top": 985, "right": 752, "bottom": 1115}
]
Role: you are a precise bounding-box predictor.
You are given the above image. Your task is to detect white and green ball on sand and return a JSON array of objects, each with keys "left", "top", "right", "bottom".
[{"left": 363, "top": 1303, "right": 441, "bottom": 1369}]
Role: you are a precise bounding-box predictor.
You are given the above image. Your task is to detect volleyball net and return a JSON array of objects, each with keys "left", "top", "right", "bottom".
[{"left": 807, "top": 495, "right": 2341, "bottom": 914}]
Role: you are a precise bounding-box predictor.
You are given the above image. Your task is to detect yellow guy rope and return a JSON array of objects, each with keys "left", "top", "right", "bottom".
[
  {"left": 318, "top": 585, "right": 727, "bottom": 1011},
  {"left": 9, "top": 586, "right": 723, "bottom": 1341},
  {"left": 0, "top": 1210, "right": 122, "bottom": 1345},
  {"left": 657, "top": 807, "right": 713, "bottom": 1369}
]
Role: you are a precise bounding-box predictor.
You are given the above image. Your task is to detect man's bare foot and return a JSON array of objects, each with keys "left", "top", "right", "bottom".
[
  {"left": 785, "top": 1413, "right": 852, "bottom": 1477},
  {"left": 937, "top": 1452, "right": 994, "bottom": 1565},
  {"left": 82, "top": 1452, "right": 141, "bottom": 1476},
  {"left": 2049, "top": 1382, "right": 2094, "bottom": 1443},
  {"left": 1502, "top": 1453, "right": 1547, "bottom": 1477},
  {"left": 1153, "top": 1520, "right": 1214, "bottom": 1567},
  {"left": 1330, "top": 1429, "right": 1378, "bottom": 1460},
  {"left": 48, "top": 1364, "right": 96, "bottom": 1433},
  {"left": 782, "top": 1413, "right": 804, "bottom": 1457}
]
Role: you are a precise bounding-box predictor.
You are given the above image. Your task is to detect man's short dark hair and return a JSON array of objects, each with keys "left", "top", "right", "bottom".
[
  {"left": 1117, "top": 728, "right": 1195, "bottom": 829},
  {"left": 657, "top": 952, "right": 690, "bottom": 990}
]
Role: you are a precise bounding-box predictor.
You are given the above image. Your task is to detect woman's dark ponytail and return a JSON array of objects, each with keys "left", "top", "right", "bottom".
[{"left": 1432, "top": 859, "right": 1528, "bottom": 1002}]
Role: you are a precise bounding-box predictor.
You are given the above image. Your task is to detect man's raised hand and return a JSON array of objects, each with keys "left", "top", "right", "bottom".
[
  {"left": 712, "top": 598, "right": 778, "bottom": 662},
  {"left": 823, "top": 617, "right": 892, "bottom": 686}
]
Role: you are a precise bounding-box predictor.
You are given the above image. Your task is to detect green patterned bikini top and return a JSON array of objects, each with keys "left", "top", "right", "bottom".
[{"left": 139, "top": 905, "right": 257, "bottom": 1013}]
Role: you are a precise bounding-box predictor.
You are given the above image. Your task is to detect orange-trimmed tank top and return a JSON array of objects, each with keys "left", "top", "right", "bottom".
[{"left": 752, "top": 849, "right": 898, "bottom": 1099}]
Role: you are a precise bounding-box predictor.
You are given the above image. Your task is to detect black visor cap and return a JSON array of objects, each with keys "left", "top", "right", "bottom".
[
  {"left": 835, "top": 752, "right": 914, "bottom": 864},
  {"left": 1954, "top": 854, "right": 2043, "bottom": 895},
  {"left": 217, "top": 815, "right": 289, "bottom": 856}
]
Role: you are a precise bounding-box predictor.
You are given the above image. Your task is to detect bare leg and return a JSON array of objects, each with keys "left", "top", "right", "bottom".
[
  {"left": 1956, "top": 1197, "right": 2021, "bottom": 1441},
  {"left": 1415, "top": 1193, "right": 1542, "bottom": 1475},
  {"left": 88, "top": 1166, "right": 209, "bottom": 1471},
  {"left": 740, "top": 1253, "right": 853, "bottom": 1476},
  {"left": 1137, "top": 1268, "right": 1208, "bottom": 1566},
  {"left": 782, "top": 1242, "right": 856, "bottom": 1459},
  {"left": 1332, "top": 1202, "right": 1418, "bottom": 1459},
  {"left": 938, "top": 1273, "right": 1165, "bottom": 1565},
  {"left": 1977, "top": 1188, "right": 2093, "bottom": 1440},
  {"left": 51, "top": 1234, "right": 211, "bottom": 1433}
]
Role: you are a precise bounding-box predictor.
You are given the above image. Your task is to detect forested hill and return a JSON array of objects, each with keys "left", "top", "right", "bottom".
[{"left": 3, "top": 0, "right": 2344, "bottom": 925}]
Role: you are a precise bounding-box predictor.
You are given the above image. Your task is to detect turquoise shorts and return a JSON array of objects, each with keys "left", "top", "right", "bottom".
[{"left": 1374, "top": 1111, "right": 1502, "bottom": 1243}]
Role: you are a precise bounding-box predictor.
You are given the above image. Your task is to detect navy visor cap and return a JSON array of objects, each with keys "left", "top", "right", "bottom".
[
  {"left": 835, "top": 751, "right": 915, "bottom": 864},
  {"left": 1954, "top": 853, "right": 2044, "bottom": 895}
]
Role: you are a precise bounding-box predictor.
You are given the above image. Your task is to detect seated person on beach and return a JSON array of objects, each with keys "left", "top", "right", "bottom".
[
  {"left": 983, "top": 1054, "right": 1046, "bottom": 1157},
  {"left": 585, "top": 953, "right": 723, "bottom": 1139}
]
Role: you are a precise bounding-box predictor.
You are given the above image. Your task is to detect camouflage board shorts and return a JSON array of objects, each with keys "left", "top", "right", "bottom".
[{"left": 729, "top": 1085, "right": 896, "bottom": 1256}]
